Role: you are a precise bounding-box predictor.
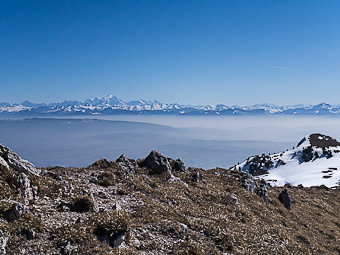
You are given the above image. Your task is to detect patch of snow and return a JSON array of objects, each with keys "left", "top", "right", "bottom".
[{"left": 235, "top": 134, "right": 340, "bottom": 188}]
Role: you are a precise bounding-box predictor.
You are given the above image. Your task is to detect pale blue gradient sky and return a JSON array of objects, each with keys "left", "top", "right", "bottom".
[{"left": 1, "top": 0, "right": 340, "bottom": 105}]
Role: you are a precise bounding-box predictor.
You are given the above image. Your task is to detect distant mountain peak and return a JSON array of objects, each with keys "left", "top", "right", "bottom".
[{"left": 2, "top": 95, "right": 340, "bottom": 116}]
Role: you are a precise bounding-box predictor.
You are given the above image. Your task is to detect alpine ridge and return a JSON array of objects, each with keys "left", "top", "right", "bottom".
[{"left": 1, "top": 95, "right": 340, "bottom": 116}]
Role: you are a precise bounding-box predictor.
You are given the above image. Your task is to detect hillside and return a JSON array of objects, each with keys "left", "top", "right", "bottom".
[
  {"left": 233, "top": 133, "right": 340, "bottom": 187},
  {"left": 0, "top": 145, "right": 339, "bottom": 254}
]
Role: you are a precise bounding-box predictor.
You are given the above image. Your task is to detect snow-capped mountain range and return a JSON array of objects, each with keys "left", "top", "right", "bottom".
[
  {"left": 233, "top": 133, "right": 340, "bottom": 188},
  {"left": 2, "top": 95, "right": 340, "bottom": 116}
]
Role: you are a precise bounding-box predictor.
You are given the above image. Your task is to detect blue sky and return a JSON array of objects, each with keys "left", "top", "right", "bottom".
[{"left": 1, "top": 0, "right": 340, "bottom": 105}]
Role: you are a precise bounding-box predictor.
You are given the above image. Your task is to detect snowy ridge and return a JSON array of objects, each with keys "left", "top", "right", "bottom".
[
  {"left": 2, "top": 95, "right": 340, "bottom": 116},
  {"left": 232, "top": 133, "right": 340, "bottom": 187}
]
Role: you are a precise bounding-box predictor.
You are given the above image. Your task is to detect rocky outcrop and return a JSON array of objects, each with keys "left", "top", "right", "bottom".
[
  {"left": 279, "top": 188, "right": 292, "bottom": 210},
  {"left": 0, "top": 144, "right": 39, "bottom": 176},
  {"left": 169, "top": 158, "right": 186, "bottom": 172},
  {"left": 308, "top": 133, "right": 340, "bottom": 148},
  {"left": 116, "top": 154, "right": 138, "bottom": 177},
  {"left": 15, "top": 173, "right": 34, "bottom": 205},
  {"left": 241, "top": 173, "right": 257, "bottom": 194},
  {"left": 144, "top": 150, "right": 172, "bottom": 174},
  {"left": 241, "top": 174, "right": 268, "bottom": 204},
  {"left": 142, "top": 151, "right": 187, "bottom": 175}
]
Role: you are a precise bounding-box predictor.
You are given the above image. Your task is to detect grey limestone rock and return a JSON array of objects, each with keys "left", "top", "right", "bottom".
[{"left": 0, "top": 144, "right": 40, "bottom": 176}]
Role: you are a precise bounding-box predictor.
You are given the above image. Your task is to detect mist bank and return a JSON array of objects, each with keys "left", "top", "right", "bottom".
[
  {"left": 0, "top": 118, "right": 294, "bottom": 169},
  {"left": 43, "top": 115, "right": 340, "bottom": 142}
]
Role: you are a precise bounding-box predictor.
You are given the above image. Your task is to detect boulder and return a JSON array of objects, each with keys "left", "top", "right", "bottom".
[
  {"left": 241, "top": 174, "right": 268, "bottom": 204},
  {"left": 279, "top": 188, "right": 292, "bottom": 210},
  {"left": 169, "top": 158, "right": 186, "bottom": 172},
  {"left": 144, "top": 151, "right": 172, "bottom": 174},
  {"left": 116, "top": 154, "right": 138, "bottom": 176},
  {"left": 0, "top": 144, "right": 40, "bottom": 176}
]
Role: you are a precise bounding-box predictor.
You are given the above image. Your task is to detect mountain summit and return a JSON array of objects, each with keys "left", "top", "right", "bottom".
[{"left": 233, "top": 133, "right": 340, "bottom": 187}]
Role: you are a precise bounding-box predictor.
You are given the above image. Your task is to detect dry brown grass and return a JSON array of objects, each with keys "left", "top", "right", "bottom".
[{"left": 1, "top": 162, "right": 339, "bottom": 254}]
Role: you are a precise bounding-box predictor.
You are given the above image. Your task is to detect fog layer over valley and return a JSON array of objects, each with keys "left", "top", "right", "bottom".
[
  {"left": 0, "top": 117, "right": 299, "bottom": 168},
  {"left": 79, "top": 115, "right": 340, "bottom": 142},
  {"left": 2, "top": 116, "right": 340, "bottom": 168}
]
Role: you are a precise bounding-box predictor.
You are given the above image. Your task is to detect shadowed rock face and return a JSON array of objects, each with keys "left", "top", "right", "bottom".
[{"left": 308, "top": 133, "right": 340, "bottom": 148}]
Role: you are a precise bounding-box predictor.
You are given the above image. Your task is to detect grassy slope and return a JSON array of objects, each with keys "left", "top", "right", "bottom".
[{"left": 0, "top": 163, "right": 339, "bottom": 255}]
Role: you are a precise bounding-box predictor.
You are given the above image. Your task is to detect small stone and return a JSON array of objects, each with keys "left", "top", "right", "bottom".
[
  {"left": 89, "top": 177, "right": 97, "bottom": 184},
  {"left": 192, "top": 170, "right": 203, "bottom": 183},
  {"left": 75, "top": 217, "right": 84, "bottom": 223},
  {"left": 61, "top": 241, "right": 76, "bottom": 255},
  {"left": 57, "top": 201, "right": 71, "bottom": 212},
  {"left": 0, "top": 230, "right": 8, "bottom": 254},
  {"left": 230, "top": 194, "right": 239, "bottom": 205},
  {"left": 112, "top": 202, "right": 122, "bottom": 211},
  {"left": 48, "top": 172, "right": 63, "bottom": 181}
]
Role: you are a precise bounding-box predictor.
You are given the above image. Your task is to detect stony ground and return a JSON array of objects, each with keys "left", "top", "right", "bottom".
[{"left": 0, "top": 150, "right": 339, "bottom": 255}]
